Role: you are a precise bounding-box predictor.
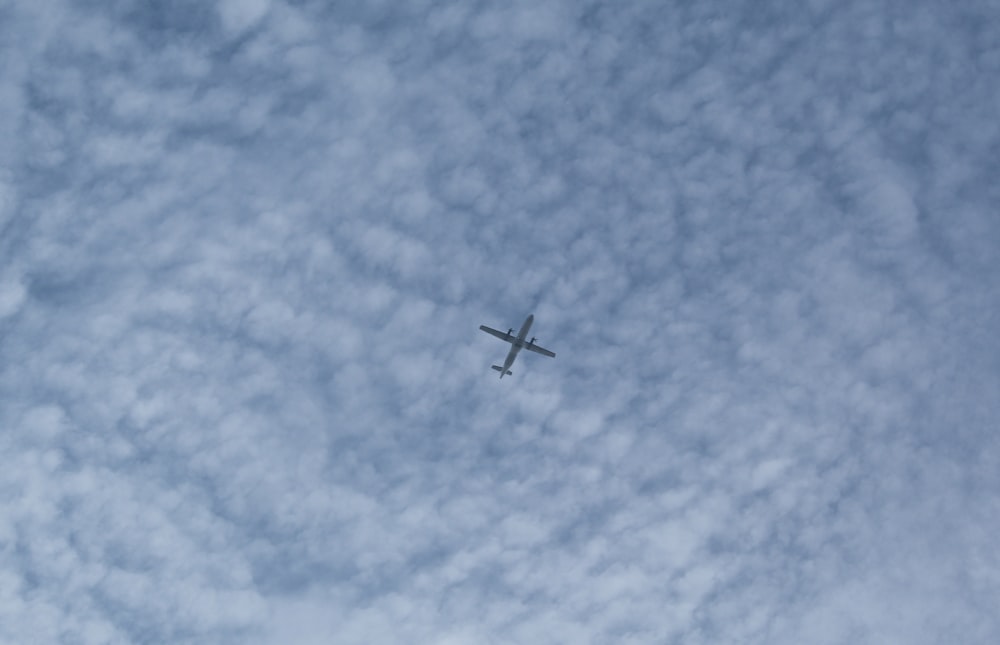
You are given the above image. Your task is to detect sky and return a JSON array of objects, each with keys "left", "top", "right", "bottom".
[{"left": 2, "top": 0, "right": 999, "bottom": 643}]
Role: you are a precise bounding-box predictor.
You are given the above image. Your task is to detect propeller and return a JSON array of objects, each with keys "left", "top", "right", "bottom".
[{"left": 530, "top": 337, "right": 536, "bottom": 344}]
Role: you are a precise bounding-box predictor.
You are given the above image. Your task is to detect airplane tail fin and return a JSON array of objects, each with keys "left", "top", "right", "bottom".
[{"left": 491, "top": 365, "right": 513, "bottom": 378}]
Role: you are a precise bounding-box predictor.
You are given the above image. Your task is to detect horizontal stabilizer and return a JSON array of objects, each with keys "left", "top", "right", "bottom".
[{"left": 491, "top": 365, "right": 513, "bottom": 375}]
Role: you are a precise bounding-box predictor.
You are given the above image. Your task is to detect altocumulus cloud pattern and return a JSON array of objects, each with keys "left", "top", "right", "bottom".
[{"left": 2, "top": 1, "right": 999, "bottom": 643}]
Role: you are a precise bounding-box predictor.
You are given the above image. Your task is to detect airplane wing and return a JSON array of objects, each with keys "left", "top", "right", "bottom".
[
  {"left": 524, "top": 343, "right": 556, "bottom": 358},
  {"left": 479, "top": 325, "right": 514, "bottom": 343}
]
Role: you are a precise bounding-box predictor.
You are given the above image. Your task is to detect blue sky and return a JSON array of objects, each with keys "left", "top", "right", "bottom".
[{"left": 2, "top": 1, "right": 999, "bottom": 643}]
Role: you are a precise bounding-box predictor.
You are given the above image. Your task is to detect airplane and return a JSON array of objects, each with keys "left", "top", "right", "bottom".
[{"left": 479, "top": 313, "right": 555, "bottom": 378}]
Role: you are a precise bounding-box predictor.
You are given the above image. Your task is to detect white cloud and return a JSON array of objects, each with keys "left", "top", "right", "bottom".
[
  {"left": 218, "top": 0, "right": 272, "bottom": 37},
  {"left": 0, "top": 172, "right": 15, "bottom": 231},
  {"left": 0, "top": 275, "right": 26, "bottom": 320},
  {"left": 1, "top": 0, "right": 999, "bottom": 643}
]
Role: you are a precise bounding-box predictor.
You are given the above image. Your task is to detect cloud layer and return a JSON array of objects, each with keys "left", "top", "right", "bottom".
[{"left": 2, "top": 1, "right": 999, "bottom": 643}]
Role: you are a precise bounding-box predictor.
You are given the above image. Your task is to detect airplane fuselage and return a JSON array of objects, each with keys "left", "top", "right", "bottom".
[{"left": 499, "top": 314, "right": 533, "bottom": 378}]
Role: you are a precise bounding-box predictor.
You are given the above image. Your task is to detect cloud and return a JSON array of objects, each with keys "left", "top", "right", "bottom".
[
  {"left": 218, "top": 0, "right": 272, "bottom": 38},
  {"left": 1, "top": 0, "right": 999, "bottom": 643},
  {"left": 0, "top": 272, "right": 26, "bottom": 319}
]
